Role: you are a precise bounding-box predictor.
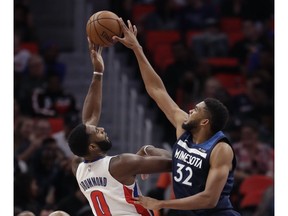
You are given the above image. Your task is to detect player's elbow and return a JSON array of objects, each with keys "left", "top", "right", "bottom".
[
  {"left": 206, "top": 199, "right": 218, "bottom": 209},
  {"left": 201, "top": 193, "right": 218, "bottom": 209}
]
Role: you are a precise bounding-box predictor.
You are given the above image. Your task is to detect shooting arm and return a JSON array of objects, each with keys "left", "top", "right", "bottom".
[{"left": 82, "top": 42, "right": 104, "bottom": 126}]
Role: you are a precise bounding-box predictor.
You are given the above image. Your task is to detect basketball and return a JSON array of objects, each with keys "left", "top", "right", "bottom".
[{"left": 86, "top": 11, "right": 122, "bottom": 47}]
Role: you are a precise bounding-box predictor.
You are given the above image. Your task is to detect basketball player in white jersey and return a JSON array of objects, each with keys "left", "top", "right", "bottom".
[{"left": 67, "top": 39, "right": 172, "bottom": 216}]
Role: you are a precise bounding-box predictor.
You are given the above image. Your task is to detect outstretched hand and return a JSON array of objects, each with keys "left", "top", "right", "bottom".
[
  {"left": 113, "top": 18, "right": 140, "bottom": 50},
  {"left": 134, "top": 195, "right": 162, "bottom": 210},
  {"left": 88, "top": 37, "right": 104, "bottom": 73}
]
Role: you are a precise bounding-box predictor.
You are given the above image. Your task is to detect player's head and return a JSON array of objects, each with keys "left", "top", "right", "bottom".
[
  {"left": 68, "top": 123, "right": 112, "bottom": 157},
  {"left": 182, "top": 98, "right": 229, "bottom": 133},
  {"left": 203, "top": 98, "right": 229, "bottom": 133},
  {"left": 17, "top": 211, "right": 35, "bottom": 216},
  {"left": 48, "top": 211, "right": 70, "bottom": 216}
]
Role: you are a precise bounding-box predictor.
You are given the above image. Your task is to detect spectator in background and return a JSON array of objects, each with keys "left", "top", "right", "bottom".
[
  {"left": 142, "top": 0, "right": 179, "bottom": 30},
  {"left": 241, "top": 0, "right": 274, "bottom": 22},
  {"left": 14, "top": 173, "right": 41, "bottom": 215},
  {"left": 31, "top": 137, "right": 63, "bottom": 207},
  {"left": 39, "top": 204, "right": 55, "bottom": 216},
  {"left": 14, "top": 117, "right": 36, "bottom": 165},
  {"left": 40, "top": 41, "right": 67, "bottom": 83},
  {"left": 198, "top": 76, "right": 231, "bottom": 107},
  {"left": 229, "top": 19, "right": 271, "bottom": 70},
  {"left": 52, "top": 113, "right": 80, "bottom": 158},
  {"left": 230, "top": 74, "right": 270, "bottom": 124},
  {"left": 31, "top": 73, "right": 78, "bottom": 118},
  {"left": 233, "top": 120, "right": 274, "bottom": 182},
  {"left": 162, "top": 41, "right": 198, "bottom": 100},
  {"left": 191, "top": 17, "right": 229, "bottom": 58},
  {"left": 56, "top": 188, "right": 93, "bottom": 216},
  {"left": 253, "top": 185, "right": 274, "bottom": 216},
  {"left": 159, "top": 41, "right": 198, "bottom": 144},
  {"left": 110, "top": 0, "right": 133, "bottom": 23},
  {"left": 14, "top": 32, "right": 31, "bottom": 74},
  {"left": 231, "top": 120, "right": 274, "bottom": 213},
  {"left": 177, "top": 0, "right": 219, "bottom": 32},
  {"left": 15, "top": 118, "right": 52, "bottom": 171},
  {"left": 16, "top": 54, "right": 47, "bottom": 116},
  {"left": 14, "top": 2, "right": 38, "bottom": 42},
  {"left": 175, "top": 70, "right": 200, "bottom": 111},
  {"left": 220, "top": 0, "right": 245, "bottom": 18}
]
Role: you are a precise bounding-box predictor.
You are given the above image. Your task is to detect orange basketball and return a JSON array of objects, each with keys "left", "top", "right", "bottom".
[{"left": 86, "top": 11, "right": 122, "bottom": 47}]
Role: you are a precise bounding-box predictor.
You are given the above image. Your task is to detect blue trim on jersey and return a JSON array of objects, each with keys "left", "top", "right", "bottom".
[
  {"left": 133, "top": 183, "right": 139, "bottom": 197},
  {"left": 172, "top": 130, "right": 238, "bottom": 215},
  {"left": 84, "top": 156, "right": 104, "bottom": 163}
]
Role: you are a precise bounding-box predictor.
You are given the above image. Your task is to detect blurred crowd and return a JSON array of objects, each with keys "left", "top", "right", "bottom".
[{"left": 14, "top": 0, "right": 274, "bottom": 216}]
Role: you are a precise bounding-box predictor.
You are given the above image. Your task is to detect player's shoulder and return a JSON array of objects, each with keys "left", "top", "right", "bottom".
[
  {"left": 212, "top": 141, "right": 234, "bottom": 158},
  {"left": 110, "top": 153, "right": 139, "bottom": 164},
  {"left": 71, "top": 156, "right": 84, "bottom": 176}
]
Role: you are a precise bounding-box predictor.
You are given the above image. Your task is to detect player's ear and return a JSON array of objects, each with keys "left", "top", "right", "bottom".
[
  {"left": 89, "top": 143, "right": 98, "bottom": 151},
  {"left": 201, "top": 118, "right": 209, "bottom": 126}
]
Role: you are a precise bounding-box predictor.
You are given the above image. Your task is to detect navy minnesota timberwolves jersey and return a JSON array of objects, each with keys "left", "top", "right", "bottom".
[{"left": 172, "top": 131, "right": 237, "bottom": 216}]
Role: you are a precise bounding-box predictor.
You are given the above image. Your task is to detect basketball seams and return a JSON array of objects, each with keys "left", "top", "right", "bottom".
[
  {"left": 94, "top": 21, "right": 110, "bottom": 47},
  {"left": 92, "top": 11, "right": 110, "bottom": 47},
  {"left": 97, "top": 19, "right": 120, "bottom": 36},
  {"left": 96, "top": 11, "right": 120, "bottom": 36},
  {"left": 86, "top": 11, "right": 121, "bottom": 47}
]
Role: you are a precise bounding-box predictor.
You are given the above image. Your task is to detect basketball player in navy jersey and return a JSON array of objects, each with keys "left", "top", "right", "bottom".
[
  {"left": 113, "top": 18, "right": 240, "bottom": 216},
  {"left": 67, "top": 38, "right": 172, "bottom": 216}
]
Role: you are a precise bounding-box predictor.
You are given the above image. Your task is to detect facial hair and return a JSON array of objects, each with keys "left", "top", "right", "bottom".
[
  {"left": 97, "top": 139, "right": 112, "bottom": 152},
  {"left": 182, "top": 119, "right": 200, "bottom": 131}
]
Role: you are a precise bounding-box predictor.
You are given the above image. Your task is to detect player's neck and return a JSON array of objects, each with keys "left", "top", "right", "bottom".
[
  {"left": 192, "top": 129, "right": 213, "bottom": 144},
  {"left": 84, "top": 153, "right": 106, "bottom": 162}
]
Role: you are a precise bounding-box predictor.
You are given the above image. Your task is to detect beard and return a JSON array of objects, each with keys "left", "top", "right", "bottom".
[
  {"left": 96, "top": 139, "right": 112, "bottom": 152},
  {"left": 182, "top": 119, "right": 200, "bottom": 131}
]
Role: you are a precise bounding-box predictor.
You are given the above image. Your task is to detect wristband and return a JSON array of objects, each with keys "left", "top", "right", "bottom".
[
  {"left": 93, "top": 71, "right": 103, "bottom": 76},
  {"left": 143, "top": 145, "right": 154, "bottom": 155}
]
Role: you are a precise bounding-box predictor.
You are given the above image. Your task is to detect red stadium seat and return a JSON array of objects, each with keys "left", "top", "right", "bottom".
[
  {"left": 213, "top": 72, "right": 246, "bottom": 96},
  {"left": 48, "top": 117, "right": 64, "bottom": 134},
  {"left": 153, "top": 44, "right": 174, "bottom": 72},
  {"left": 185, "top": 30, "right": 201, "bottom": 47},
  {"left": 20, "top": 42, "right": 39, "bottom": 54},
  {"left": 132, "top": 4, "right": 155, "bottom": 24},
  {"left": 239, "top": 175, "right": 273, "bottom": 208},
  {"left": 213, "top": 73, "right": 245, "bottom": 89},
  {"left": 206, "top": 57, "right": 239, "bottom": 68},
  {"left": 220, "top": 17, "right": 242, "bottom": 33},
  {"left": 226, "top": 31, "right": 244, "bottom": 47},
  {"left": 145, "top": 30, "right": 181, "bottom": 54}
]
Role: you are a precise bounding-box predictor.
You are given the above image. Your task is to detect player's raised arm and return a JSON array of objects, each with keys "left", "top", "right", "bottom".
[
  {"left": 82, "top": 38, "right": 104, "bottom": 126},
  {"left": 113, "top": 19, "right": 187, "bottom": 137}
]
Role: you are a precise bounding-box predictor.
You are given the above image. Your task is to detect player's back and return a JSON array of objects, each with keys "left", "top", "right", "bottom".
[{"left": 76, "top": 156, "right": 153, "bottom": 216}]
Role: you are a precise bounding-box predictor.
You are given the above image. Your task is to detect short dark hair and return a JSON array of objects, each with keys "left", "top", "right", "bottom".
[
  {"left": 204, "top": 98, "right": 229, "bottom": 133},
  {"left": 67, "top": 123, "right": 90, "bottom": 157}
]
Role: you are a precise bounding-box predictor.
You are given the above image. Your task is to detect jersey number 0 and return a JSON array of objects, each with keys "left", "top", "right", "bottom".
[{"left": 90, "top": 190, "right": 112, "bottom": 216}]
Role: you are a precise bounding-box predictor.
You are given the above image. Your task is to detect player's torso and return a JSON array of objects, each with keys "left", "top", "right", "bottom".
[
  {"left": 76, "top": 156, "right": 153, "bottom": 216},
  {"left": 172, "top": 131, "right": 215, "bottom": 197},
  {"left": 172, "top": 131, "right": 236, "bottom": 215}
]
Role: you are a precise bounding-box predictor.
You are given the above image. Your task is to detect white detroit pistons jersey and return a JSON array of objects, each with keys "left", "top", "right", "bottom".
[{"left": 76, "top": 156, "right": 153, "bottom": 216}]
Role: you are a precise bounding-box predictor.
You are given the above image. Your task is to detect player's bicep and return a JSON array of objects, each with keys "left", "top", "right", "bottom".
[
  {"left": 204, "top": 143, "right": 233, "bottom": 201},
  {"left": 113, "top": 154, "right": 172, "bottom": 176}
]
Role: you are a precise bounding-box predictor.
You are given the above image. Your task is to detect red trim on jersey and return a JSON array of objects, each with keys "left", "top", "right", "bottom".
[{"left": 123, "top": 186, "right": 152, "bottom": 216}]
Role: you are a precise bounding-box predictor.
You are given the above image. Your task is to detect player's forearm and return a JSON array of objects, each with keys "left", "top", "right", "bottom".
[
  {"left": 132, "top": 46, "right": 166, "bottom": 97},
  {"left": 138, "top": 145, "right": 172, "bottom": 158},
  {"left": 159, "top": 192, "right": 217, "bottom": 210},
  {"left": 82, "top": 74, "right": 103, "bottom": 125}
]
